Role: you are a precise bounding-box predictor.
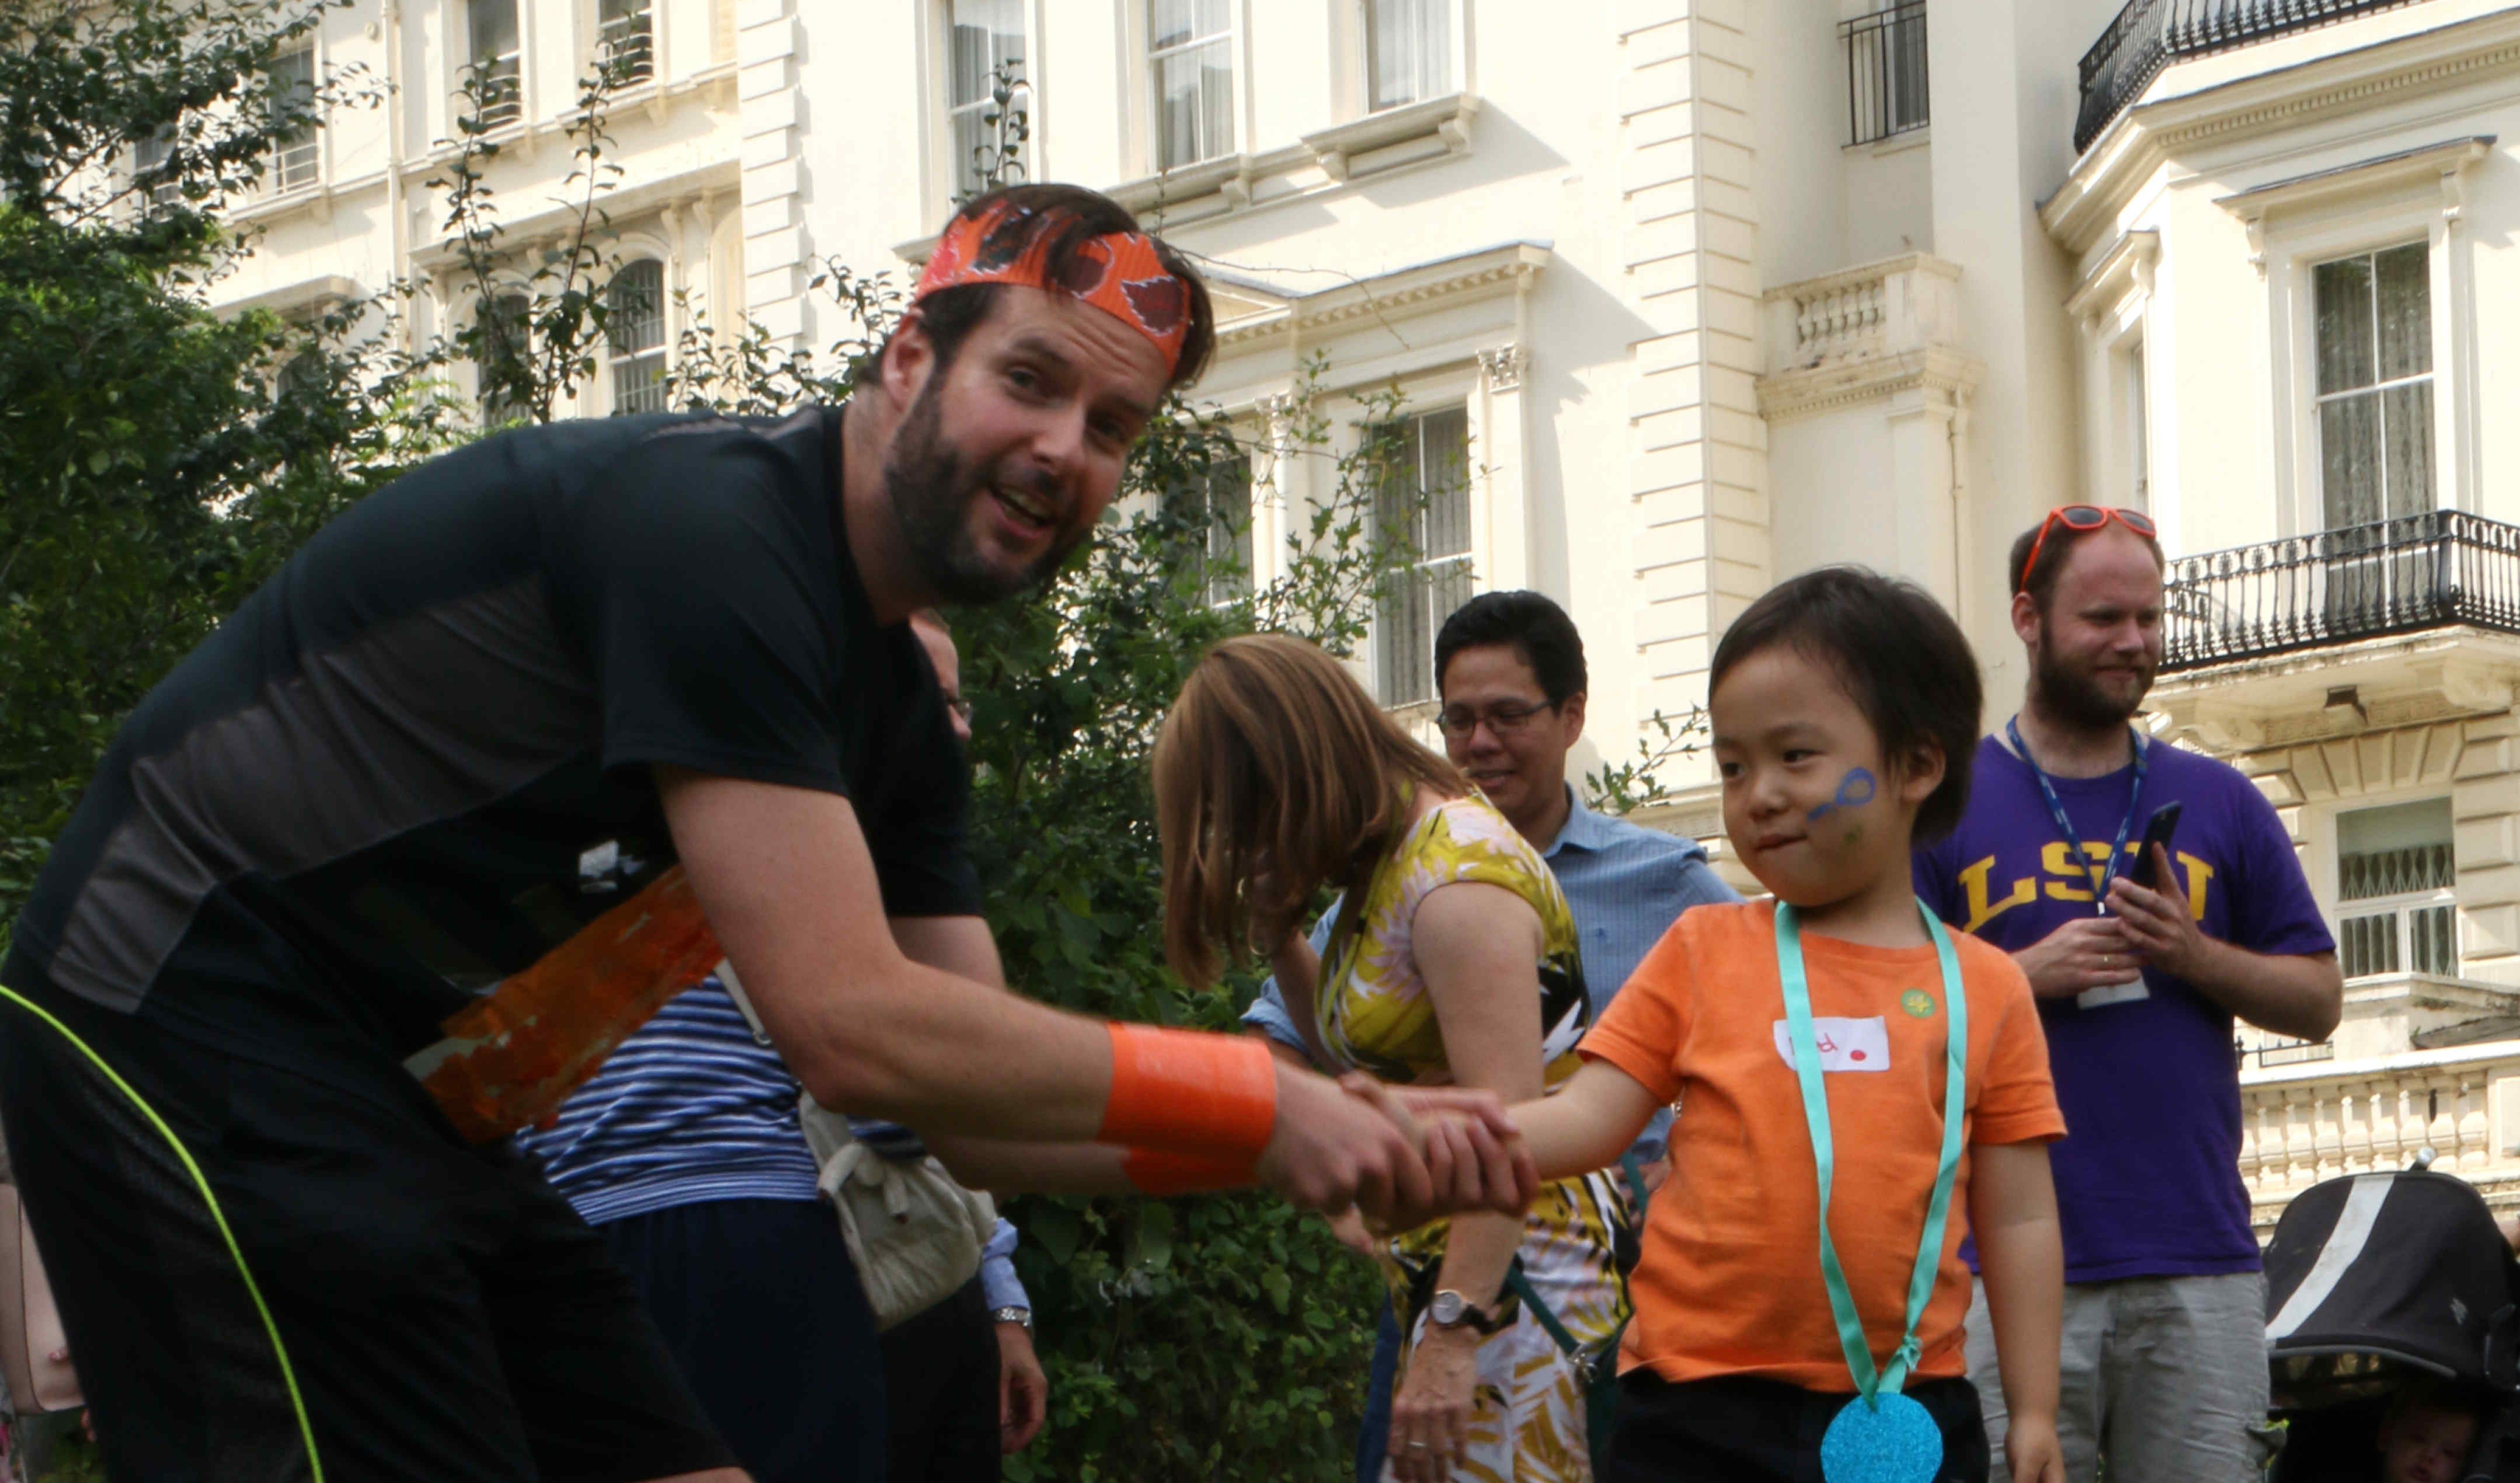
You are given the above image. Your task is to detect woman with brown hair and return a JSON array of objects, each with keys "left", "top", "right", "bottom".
[{"left": 1154, "top": 633, "right": 1628, "bottom": 1483}]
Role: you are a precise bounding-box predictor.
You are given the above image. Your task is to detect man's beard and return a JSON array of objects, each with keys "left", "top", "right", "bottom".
[
  {"left": 882, "top": 376, "right": 1085, "bottom": 604},
  {"left": 2033, "top": 642, "right": 2153, "bottom": 732}
]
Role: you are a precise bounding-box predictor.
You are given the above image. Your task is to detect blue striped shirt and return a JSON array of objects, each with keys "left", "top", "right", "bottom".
[
  {"left": 1243, "top": 787, "right": 1736, "bottom": 1161},
  {"left": 518, "top": 978, "right": 1031, "bottom": 1311}
]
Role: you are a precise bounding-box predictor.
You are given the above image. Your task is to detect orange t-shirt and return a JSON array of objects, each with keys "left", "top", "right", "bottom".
[{"left": 1580, "top": 900, "right": 2065, "bottom": 1391}]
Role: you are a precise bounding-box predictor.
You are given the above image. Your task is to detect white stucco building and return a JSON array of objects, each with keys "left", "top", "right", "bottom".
[{"left": 197, "top": 0, "right": 2520, "bottom": 1228}]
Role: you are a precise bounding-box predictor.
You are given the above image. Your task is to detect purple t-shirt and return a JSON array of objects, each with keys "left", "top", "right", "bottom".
[{"left": 1915, "top": 733, "right": 2335, "bottom": 1283}]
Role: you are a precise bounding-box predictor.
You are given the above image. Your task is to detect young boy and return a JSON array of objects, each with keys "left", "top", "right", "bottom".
[{"left": 1508, "top": 568, "right": 2068, "bottom": 1483}]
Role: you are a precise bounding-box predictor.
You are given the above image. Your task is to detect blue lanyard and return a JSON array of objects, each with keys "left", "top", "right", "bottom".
[
  {"left": 1774, "top": 900, "right": 1968, "bottom": 1405},
  {"left": 2006, "top": 717, "right": 2148, "bottom": 911}
]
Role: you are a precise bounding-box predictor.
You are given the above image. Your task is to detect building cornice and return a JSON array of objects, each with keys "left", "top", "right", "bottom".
[
  {"left": 2214, "top": 134, "right": 2494, "bottom": 269},
  {"left": 2063, "top": 229, "right": 2159, "bottom": 328},
  {"left": 214, "top": 273, "right": 366, "bottom": 321},
  {"left": 1205, "top": 241, "right": 1550, "bottom": 352},
  {"left": 1754, "top": 346, "right": 1982, "bottom": 424},
  {"left": 406, "top": 156, "right": 740, "bottom": 271},
  {"left": 2043, "top": 5, "right": 2520, "bottom": 253}
]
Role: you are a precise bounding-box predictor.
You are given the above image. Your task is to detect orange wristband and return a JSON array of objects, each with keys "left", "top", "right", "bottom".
[
  {"left": 1097, "top": 1023, "right": 1278, "bottom": 1162},
  {"left": 1120, "top": 1147, "right": 1255, "bottom": 1195}
]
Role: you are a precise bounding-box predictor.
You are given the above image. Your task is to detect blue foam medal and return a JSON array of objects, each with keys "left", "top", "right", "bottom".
[
  {"left": 1774, "top": 901, "right": 1968, "bottom": 1483},
  {"left": 1819, "top": 1392, "right": 1943, "bottom": 1483}
]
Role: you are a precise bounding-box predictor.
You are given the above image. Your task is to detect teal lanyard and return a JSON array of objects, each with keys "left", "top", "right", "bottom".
[{"left": 1774, "top": 900, "right": 1968, "bottom": 1404}]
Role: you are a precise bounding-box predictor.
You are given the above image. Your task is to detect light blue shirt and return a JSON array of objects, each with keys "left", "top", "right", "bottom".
[{"left": 1242, "top": 786, "right": 1738, "bottom": 1161}]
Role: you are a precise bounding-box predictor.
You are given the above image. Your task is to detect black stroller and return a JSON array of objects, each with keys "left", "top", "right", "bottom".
[{"left": 2264, "top": 1165, "right": 2520, "bottom": 1482}]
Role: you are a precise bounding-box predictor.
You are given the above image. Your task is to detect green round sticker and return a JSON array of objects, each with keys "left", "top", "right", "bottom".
[{"left": 1901, "top": 989, "right": 1937, "bottom": 1019}]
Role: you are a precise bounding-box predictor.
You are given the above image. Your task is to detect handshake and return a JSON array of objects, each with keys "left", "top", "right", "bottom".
[{"left": 1256, "top": 1064, "right": 1540, "bottom": 1230}]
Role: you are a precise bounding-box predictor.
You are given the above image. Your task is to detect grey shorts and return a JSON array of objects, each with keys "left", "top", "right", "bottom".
[{"left": 1964, "top": 1272, "right": 2279, "bottom": 1483}]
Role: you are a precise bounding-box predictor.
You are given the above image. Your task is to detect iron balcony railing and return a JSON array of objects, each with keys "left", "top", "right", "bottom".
[
  {"left": 1841, "top": 2, "right": 1929, "bottom": 147},
  {"left": 2161, "top": 510, "right": 2520, "bottom": 671},
  {"left": 2074, "top": 0, "right": 2428, "bottom": 153}
]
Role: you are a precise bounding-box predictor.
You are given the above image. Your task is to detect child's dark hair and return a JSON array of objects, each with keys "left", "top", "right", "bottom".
[{"left": 1710, "top": 566, "right": 1982, "bottom": 844}]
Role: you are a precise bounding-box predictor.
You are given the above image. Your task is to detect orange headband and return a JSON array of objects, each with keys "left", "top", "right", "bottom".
[{"left": 913, "top": 199, "right": 1192, "bottom": 374}]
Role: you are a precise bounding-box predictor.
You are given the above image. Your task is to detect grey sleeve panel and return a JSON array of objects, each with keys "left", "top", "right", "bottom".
[{"left": 47, "top": 577, "right": 593, "bottom": 1010}]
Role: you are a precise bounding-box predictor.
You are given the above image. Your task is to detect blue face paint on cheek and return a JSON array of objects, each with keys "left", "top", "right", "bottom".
[{"left": 1807, "top": 767, "right": 1878, "bottom": 823}]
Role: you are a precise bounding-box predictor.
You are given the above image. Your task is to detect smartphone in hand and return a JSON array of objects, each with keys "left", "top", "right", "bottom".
[{"left": 2125, "top": 802, "right": 2184, "bottom": 891}]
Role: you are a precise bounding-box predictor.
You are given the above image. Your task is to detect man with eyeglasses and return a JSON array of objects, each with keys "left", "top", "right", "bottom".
[
  {"left": 1914, "top": 507, "right": 2341, "bottom": 1482},
  {"left": 1244, "top": 589, "right": 1737, "bottom": 1483}
]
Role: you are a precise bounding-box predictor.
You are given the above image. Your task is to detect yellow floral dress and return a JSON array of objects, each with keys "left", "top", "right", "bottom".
[{"left": 1317, "top": 794, "right": 1631, "bottom": 1483}]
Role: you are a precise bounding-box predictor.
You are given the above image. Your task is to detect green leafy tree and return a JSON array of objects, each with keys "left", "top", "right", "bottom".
[{"left": 0, "top": 0, "right": 405, "bottom": 925}]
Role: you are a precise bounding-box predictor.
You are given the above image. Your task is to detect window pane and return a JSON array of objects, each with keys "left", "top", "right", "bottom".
[
  {"left": 2411, "top": 903, "right": 2458, "bottom": 976},
  {"left": 1150, "top": 0, "right": 1200, "bottom": 52},
  {"left": 479, "top": 293, "right": 530, "bottom": 424},
  {"left": 1419, "top": 419, "right": 1471, "bottom": 560},
  {"left": 599, "top": 0, "right": 655, "bottom": 82},
  {"left": 1199, "top": 41, "right": 1233, "bottom": 161},
  {"left": 950, "top": 0, "right": 1022, "bottom": 106},
  {"left": 1207, "top": 458, "right": 1252, "bottom": 603},
  {"left": 1370, "top": 0, "right": 1448, "bottom": 111},
  {"left": 1427, "top": 556, "right": 1473, "bottom": 649},
  {"left": 471, "top": 0, "right": 519, "bottom": 63},
  {"left": 608, "top": 262, "right": 664, "bottom": 354},
  {"left": 2314, "top": 255, "right": 2375, "bottom": 395},
  {"left": 469, "top": 0, "right": 521, "bottom": 125},
  {"left": 2320, "top": 390, "right": 2383, "bottom": 530},
  {"left": 2341, "top": 913, "right": 2400, "bottom": 979},
  {"left": 2340, "top": 796, "right": 2453, "bottom": 858},
  {"left": 2377, "top": 242, "right": 2431, "bottom": 382},
  {"left": 1154, "top": 42, "right": 1232, "bottom": 168},
  {"left": 266, "top": 48, "right": 319, "bottom": 191},
  {"left": 2383, "top": 379, "right": 2434, "bottom": 519},
  {"left": 1886, "top": 6, "right": 1929, "bottom": 131},
  {"left": 1378, "top": 577, "right": 1429, "bottom": 704}
]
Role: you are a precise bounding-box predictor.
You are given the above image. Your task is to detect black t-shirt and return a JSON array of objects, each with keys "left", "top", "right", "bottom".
[{"left": 2, "top": 406, "right": 977, "bottom": 1060}]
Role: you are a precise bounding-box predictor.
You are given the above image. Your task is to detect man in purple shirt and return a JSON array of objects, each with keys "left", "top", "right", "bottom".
[{"left": 1916, "top": 508, "right": 2342, "bottom": 1482}]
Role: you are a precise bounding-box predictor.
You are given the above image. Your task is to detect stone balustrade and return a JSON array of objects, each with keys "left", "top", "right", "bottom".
[
  {"left": 1760, "top": 252, "right": 1964, "bottom": 375},
  {"left": 2239, "top": 1041, "right": 2520, "bottom": 1229}
]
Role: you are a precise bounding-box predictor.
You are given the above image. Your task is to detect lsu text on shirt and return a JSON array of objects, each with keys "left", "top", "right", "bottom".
[{"left": 1913, "top": 735, "right": 2335, "bottom": 1282}]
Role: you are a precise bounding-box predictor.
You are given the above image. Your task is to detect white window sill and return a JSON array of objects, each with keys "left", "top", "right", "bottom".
[
  {"left": 1849, "top": 126, "right": 1929, "bottom": 159},
  {"left": 230, "top": 179, "right": 330, "bottom": 225},
  {"left": 1299, "top": 91, "right": 1479, "bottom": 182},
  {"left": 1094, "top": 91, "right": 1481, "bottom": 233}
]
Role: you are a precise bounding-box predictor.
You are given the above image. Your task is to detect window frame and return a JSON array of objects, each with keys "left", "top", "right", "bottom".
[
  {"left": 1362, "top": 0, "right": 1457, "bottom": 115},
  {"left": 605, "top": 258, "right": 670, "bottom": 416},
  {"left": 475, "top": 288, "right": 534, "bottom": 428},
  {"left": 937, "top": 0, "right": 1032, "bottom": 206},
  {"left": 266, "top": 36, "right": 321, "bottom": 198},
  {"left": 1145, "top": 0, "right": 1238, "bottom": 173},
  {"left": 133, "top": 125, "right": 182, "bottom": 210},
  {"left": 2309, "top": 239, "right": 2437, "bottom": 531},
  {"left": 1368, "top": 403, "right": 1475, "bottom": 708},
  {"left": 595, "top": 0, "right": 657, "bottom": 88},
  {"left": 2263, "top": 200, "right": 2467, "bottom": 541},
  {"left": 2324, "top": 795, "right": 2460, "bottom": 983},
  {"left": 465, "top": 0, "right": 526, "bottom": 134}
]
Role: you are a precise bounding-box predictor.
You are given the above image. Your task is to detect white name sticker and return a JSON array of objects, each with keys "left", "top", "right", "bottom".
[
  {"left": 2076, "top": 979, "right": 2150, "bottom": 1010},
  {"left": 1772, "top": 1016, "right": 1892, "bottom": 1074}
]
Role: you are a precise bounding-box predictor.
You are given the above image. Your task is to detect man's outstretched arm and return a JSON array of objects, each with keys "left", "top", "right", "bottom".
[{"left": 658, "top": 769, "right": 1536, "bottom": 1220}]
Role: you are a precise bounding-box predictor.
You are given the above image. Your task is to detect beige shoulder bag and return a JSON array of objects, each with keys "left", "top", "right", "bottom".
[{"left": 713, "top": 964, "right": 997, "bottom": 1331}]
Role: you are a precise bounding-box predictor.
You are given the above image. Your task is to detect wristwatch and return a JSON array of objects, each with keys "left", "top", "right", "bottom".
[
  {"left": 991, "top": 1306, "right": 1033, "bottom": 1330},
  {"left": 1427, "top": 1289, "right": 1505, "bottom": 1335}
]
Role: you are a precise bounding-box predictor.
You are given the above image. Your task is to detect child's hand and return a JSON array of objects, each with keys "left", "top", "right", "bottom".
[{"left": 2005, "top": 1413, "right": 2065, "bottom": 1483}]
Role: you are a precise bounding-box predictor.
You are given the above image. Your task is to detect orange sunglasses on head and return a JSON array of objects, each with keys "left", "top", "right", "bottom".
[{"left": 2020, "top": 505, "right": 2157, "bottom": 589}]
